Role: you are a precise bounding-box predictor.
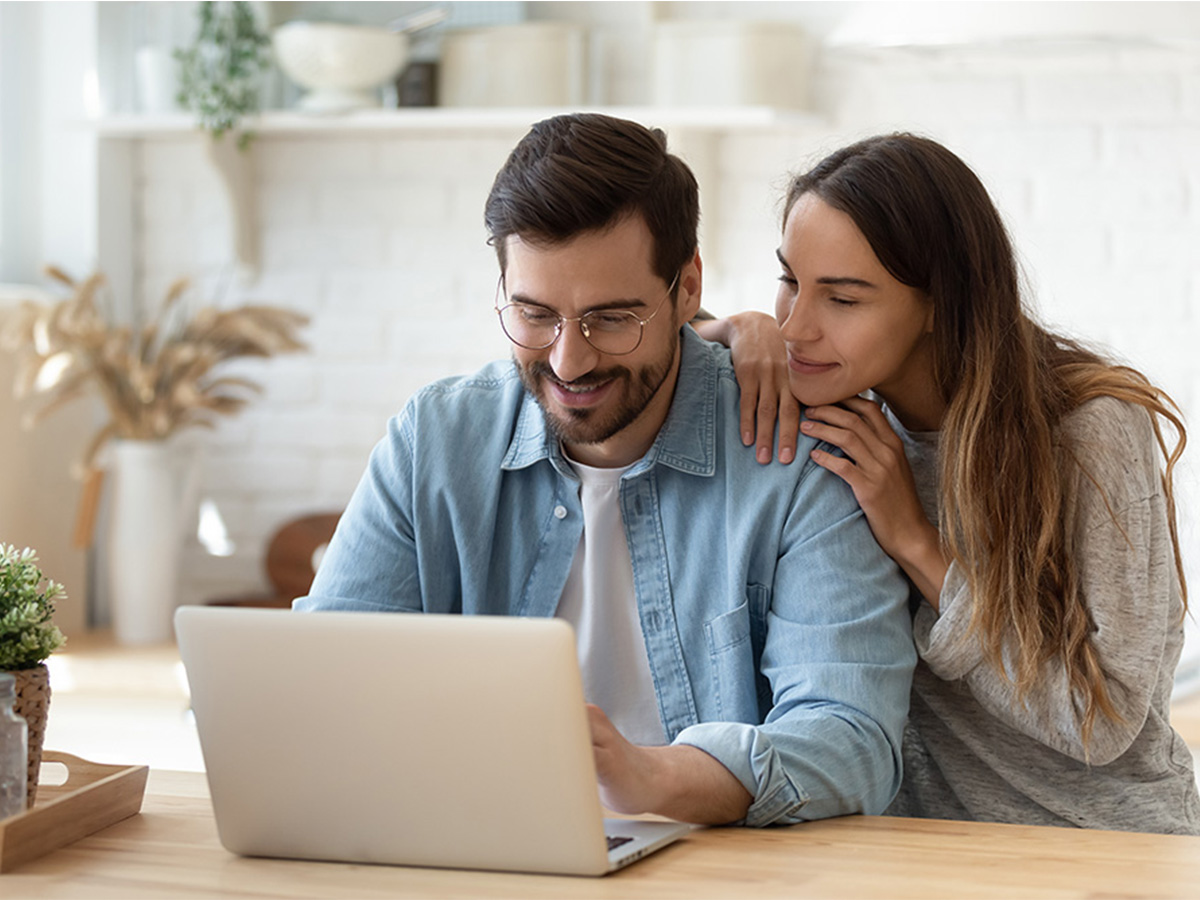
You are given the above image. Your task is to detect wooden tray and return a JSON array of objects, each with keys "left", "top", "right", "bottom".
[{"left": 0, "top": 750, "right": 149, "bottom": 873}]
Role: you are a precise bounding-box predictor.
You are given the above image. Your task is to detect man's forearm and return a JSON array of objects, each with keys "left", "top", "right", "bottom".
[
  {"left": 640, "top": 744, "right": 753, "bottom": 824},
  {"left": 589, "top": 704, "right": 752, "bottom": 824}
]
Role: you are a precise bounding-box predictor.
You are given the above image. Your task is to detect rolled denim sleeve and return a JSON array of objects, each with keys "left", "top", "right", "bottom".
[
  {"left": 677, "top": 468, "right": 916, "bottom": 826},
  {"left": 674, "top": 721, "right": 809, "bottom": 825}
]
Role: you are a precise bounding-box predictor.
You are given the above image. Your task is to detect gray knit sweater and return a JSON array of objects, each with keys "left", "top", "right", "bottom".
[{"left": 884, "top": 395, "right": 1200, "bottom": 834}]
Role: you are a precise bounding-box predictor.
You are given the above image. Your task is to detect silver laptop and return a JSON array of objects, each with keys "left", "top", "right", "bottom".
[{"left": 174, "top": 606, "right": 691, "bottom": 876}]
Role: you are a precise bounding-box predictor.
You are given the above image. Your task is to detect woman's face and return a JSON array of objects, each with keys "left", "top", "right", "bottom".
[{"left": 775, "top": 193, "right": 935, "bottom": 408}]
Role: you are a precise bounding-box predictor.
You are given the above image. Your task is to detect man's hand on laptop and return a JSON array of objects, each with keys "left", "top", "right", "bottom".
[{"left": 586, "top": 704, "right": 752, "bottom": 825}]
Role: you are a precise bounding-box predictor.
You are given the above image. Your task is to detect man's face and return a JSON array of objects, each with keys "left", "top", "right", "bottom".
[{"left": 501, "top": 215, "right": 700, "bottom": 468}]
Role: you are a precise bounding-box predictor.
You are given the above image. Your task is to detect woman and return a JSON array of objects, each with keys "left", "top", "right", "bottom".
[{"left": 701, "top": 133, "right": 1199, "bottom": 833}]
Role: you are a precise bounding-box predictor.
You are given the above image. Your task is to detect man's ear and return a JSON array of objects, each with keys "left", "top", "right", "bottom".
[{"left": 676, "top": 250, "right": 703, "bottom": 325}]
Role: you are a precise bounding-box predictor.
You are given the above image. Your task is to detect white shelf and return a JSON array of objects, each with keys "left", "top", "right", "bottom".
[
  {"left": 91, "top": 106, "right": 821, "bottom": 139},
  {"left": 91, "top": 104, "right": 823, "bottom": 285}
]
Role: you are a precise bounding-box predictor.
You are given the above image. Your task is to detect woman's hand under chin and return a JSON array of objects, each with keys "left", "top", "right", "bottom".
[
  {"left": 801, "top": 396, "right": 949, "bottom": 607},
  {"left": 693, "top": 312, "right": 800, "bottom": 464}
]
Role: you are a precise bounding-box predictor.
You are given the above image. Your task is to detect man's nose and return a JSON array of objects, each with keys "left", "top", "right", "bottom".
[{"left": 547, "top": 319, "right": 600, "bottom": 383}]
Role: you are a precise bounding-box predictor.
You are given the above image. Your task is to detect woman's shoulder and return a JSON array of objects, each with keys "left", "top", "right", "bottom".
[
  {"left": 1061, "top": 394, "right": 1154, "bottom": 443},
  {"left": 1060, "top": 395, "right": 1160, "bottom": 499}
]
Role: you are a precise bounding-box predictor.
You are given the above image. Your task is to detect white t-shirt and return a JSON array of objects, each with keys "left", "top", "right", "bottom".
[{"left": 555, "top": 457, "right": 667, "bottom": 747}]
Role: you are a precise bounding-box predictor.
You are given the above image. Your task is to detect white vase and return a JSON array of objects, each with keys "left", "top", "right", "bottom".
[
  {"left": 107, "top": 440, "right": 199, "bottom": 645},
  {"left": 134, "top": 45, "right": 179, "bottom": 114}
]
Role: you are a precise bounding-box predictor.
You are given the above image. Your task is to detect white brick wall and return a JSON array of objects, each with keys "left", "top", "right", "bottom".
[
  {"left": 129, "top": 41, "right": 1200, "bottom": 676},
  {"left": 711, "top": 43, "right": 1200, "bottom": 676}
]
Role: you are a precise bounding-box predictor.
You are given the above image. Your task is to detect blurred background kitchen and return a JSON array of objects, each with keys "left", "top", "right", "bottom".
[{"left": 0, "top": 1, "right": 1198, "bottom": 767}]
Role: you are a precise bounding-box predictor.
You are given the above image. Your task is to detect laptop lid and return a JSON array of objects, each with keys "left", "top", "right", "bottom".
[{"left": 174, "top": 606, "right": 688, "bottom": 876}]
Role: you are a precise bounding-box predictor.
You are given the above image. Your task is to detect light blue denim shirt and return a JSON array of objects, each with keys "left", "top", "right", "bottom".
[{"left": 297, "top": 327, "right": 916, "bottom": 826}]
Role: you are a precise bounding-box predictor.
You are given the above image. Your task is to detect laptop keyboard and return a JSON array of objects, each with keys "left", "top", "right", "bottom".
[{"left": 607, "top": 835, "right": 634, "bottom": 851}]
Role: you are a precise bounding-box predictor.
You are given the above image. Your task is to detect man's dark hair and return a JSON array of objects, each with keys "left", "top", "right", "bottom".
[{"left": 484, "top": 113, "right": 699, "bottom": 284}]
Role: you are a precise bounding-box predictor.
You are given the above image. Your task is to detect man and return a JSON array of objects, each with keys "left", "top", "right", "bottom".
[{"left": 296, "top": 113, "right": 915, "bottom": 827}]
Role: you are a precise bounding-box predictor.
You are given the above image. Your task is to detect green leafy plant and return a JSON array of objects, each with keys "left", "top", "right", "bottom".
[
  {"left": 175, "top": 1, "right": 272, "bottom": 149},
  {"left": 0, "top": 545, "right": 66, "bottom": 671}
]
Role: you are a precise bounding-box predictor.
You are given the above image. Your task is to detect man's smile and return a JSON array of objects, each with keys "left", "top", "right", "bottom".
[{"left": 546, "top": 376, "right": 617, "bottom": 408}]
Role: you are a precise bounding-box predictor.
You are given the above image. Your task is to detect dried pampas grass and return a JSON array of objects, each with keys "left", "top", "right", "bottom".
[{"left": 1, "top": 266, "right": 309, "bottom": 472}]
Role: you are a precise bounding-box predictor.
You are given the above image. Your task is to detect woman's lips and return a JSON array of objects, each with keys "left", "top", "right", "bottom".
[{"left": 787, "top": 354, "right": 838, "bottom": 376}]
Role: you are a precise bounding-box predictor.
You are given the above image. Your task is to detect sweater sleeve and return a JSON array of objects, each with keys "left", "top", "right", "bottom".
[{"left": 913, "top": 398, "right": 1181, "bottom": 765}]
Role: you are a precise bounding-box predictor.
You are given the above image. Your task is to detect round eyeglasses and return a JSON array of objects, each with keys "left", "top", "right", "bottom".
[{"left": 494, "top": 272, "right": 680, "bottom": 357}]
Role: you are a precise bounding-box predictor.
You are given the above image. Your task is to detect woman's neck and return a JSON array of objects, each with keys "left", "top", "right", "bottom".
[
  {"left": 883, "top": 393, "right": 945, "bottom": 433},
  {"left": 875, "top": 342, "right": 946, "bottom": 433}
]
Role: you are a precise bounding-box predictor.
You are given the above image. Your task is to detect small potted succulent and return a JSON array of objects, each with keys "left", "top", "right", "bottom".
[{"left": 0, "top": 544, "right": 66, "bottom": 808}]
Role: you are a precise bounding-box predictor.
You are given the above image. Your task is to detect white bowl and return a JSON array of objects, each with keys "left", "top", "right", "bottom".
[{"left": 273, "top": 21, "right": 409, "bottom": 113}]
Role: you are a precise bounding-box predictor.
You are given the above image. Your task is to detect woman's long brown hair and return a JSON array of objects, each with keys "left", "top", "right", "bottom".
[{"left": 786, "top": 134, "right": 1188, "bottom": 747}]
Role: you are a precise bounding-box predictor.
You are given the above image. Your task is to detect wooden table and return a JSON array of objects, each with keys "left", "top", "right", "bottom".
[{"left": 5, "top": 769, "right": 1200, "bottom": 899}]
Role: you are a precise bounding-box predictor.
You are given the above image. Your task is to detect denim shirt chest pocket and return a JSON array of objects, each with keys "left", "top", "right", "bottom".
[{"left": 703, "top": 584, "right": 771, "bottom": 722}]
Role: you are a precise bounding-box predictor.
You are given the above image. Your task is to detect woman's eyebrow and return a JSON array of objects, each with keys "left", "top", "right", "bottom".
[
  {"left": 816, "top": 276, "right": 879, "bottom": 290},
  {"left": 776, "top": 249, "right": 878, "bottom": 290}
]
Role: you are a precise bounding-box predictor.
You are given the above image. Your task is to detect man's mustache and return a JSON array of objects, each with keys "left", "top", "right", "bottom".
[{"left": 525, "top": 361, "right": 630, "bottom": 388}]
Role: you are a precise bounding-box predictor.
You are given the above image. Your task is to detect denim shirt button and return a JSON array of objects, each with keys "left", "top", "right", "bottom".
[{"left": 553, "top": 505, "right": 568, "bottom": 520}]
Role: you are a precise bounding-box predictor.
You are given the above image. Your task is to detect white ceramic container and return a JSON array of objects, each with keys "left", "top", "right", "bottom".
[
  {"left": 273, "top": 21, "right": 409, "bottom": 113},
  {"left": 439, "top": 23, "right": 586, "bottom": 107}
]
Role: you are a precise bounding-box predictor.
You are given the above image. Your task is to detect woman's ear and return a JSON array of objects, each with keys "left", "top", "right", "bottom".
[{"left": 923, "top": 296, "right": 935, "bottom": 334}]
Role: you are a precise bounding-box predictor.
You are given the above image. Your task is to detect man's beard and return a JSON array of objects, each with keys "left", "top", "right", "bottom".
[{"left": 516, "top": 347, "right": 676, "bottom": 448}]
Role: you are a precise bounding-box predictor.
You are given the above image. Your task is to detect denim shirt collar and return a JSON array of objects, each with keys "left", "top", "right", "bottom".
[{"left": 501, "top": 326, "right": 717, "bottom": 479}]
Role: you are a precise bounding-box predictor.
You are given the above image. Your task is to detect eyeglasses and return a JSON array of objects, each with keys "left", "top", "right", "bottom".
[{"left": 494, "top": 272, "right": 680, "bottom": 356}]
